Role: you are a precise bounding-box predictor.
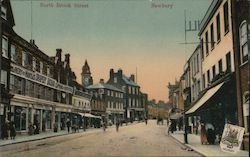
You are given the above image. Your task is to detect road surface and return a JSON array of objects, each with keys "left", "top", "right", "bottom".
[{"left": 0, "top": 120, "right": 201, "bottom": 157}]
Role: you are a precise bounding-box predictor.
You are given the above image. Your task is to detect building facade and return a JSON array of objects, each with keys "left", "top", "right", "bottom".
[
  {"left": 231, "top": 0, "right": 249, "bottom": 150},
  {"left": 189, "top": 45, "right": 202, "bottom": 103},
  {"left": 107, "top": 69, "right": 144, "bottom": 122},
  {"left": 0, "top": 0, "right": 15, "bottom": 138},
  {"left": 87, "top": 79, "right": 125, "bottom": 124},
  {"left": 186, "top": 0, "right": 238, "bottom": 139}
]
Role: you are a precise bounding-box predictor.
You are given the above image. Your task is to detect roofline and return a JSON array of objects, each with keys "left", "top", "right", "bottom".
[{"left": 198, "top": 0, "right": 223, "bottom": 36}]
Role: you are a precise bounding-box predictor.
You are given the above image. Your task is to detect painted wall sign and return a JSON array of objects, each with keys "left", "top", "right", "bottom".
[{"left": 11, "top": 63, "right": 73, "bottom": 94}]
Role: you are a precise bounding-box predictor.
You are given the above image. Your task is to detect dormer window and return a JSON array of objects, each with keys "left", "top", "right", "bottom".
[
  {"left": 114, "top": 77, "right": 117, "bottom": 83},
  {"left": 1, "top": 6, "right": 7, "bottom": 20}
]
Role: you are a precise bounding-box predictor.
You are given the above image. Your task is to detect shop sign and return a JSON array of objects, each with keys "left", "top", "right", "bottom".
[
  {"left": 220, "top": 124, "right": 245, "bottom": 153},
  {"left": 11, "top": 64, "right": 73, "bottom": 94}
]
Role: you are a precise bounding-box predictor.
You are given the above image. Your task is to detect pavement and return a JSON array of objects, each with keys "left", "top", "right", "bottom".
[
  {"left": 0, "top": 121, "right": 139, "bottom": 147},
  {"left": 169, "top": 130, "right": 249, "bottom": 157},
  {"left": 0, "top": 128, "right": 100, "bottom": 147}
]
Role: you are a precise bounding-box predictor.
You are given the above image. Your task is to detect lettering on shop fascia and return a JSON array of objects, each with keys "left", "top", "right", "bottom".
[{"left": 11, "top": 63, "right": 73, "bottom": 93}]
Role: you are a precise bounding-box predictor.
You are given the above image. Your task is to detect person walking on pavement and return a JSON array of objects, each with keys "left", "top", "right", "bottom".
[
  {"left": 66, "top": 118, "right": 71, "bottom": 133},
  {"left": 145, "top": 117, "right": 148, "bottom": 125},
  {"left": 6, "top": 120, "right": 10, "bottom": 139},
  {"left": 116, "top": 118, "right": 120, "bottom": 132},
  {"left": 200, "top": 123, "right": 208, "bottom": 144},
  {"left": 9, "top": 121, "right": 16, "bottom": 140}
]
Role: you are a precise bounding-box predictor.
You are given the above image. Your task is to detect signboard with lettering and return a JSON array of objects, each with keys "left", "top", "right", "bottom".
[
  {"left": 11, "top": 63, "right": 73, "bottom": 94},
  {"left": 220, "top": 124, "right": 245, "bottom": 153}
]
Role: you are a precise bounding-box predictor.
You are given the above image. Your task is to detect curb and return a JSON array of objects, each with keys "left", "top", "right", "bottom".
[
  {"left": 0, "top": 121, "right": 142, "bottom": 148},
  {"left": 167, "top": 132, "right": 206, "bottom": 157}
]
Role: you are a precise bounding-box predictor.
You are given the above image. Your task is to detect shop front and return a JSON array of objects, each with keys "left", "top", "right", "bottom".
[{"left": 186, "top": 76, "right": 238, "bottom": 139}]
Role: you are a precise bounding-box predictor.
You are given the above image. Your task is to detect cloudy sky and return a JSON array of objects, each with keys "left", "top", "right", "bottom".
[{"left": 11, "top": 0, "right": 212, "bottom": 102}]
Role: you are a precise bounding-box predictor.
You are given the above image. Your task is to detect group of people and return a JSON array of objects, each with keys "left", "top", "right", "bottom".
[
  {"left": 1, "top": 120, "right": 16, "bottom": 140},
  {"left": 200, "top": 122, "right": 216, "bottom": 145}
]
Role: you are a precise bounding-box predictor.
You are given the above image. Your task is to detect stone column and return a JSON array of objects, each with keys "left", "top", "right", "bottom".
[{"left": 51, "top": 107, "right": 55, "bottom": 130}]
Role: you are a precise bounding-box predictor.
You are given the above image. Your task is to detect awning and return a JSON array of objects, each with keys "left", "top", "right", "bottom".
[
  {"left": 78, "top": 113, "right": 101, "bottom": 119},
  {"left": 185, "top": 82, "right": 224, "bottom": 115},
  {"left": 170, "top": 112, "right": 183, "bottom": 119}
]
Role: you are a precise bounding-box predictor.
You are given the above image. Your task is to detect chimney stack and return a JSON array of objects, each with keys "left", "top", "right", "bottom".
[
  {"left": 56, "top": 49, "right": 62, "bottom": 62},
  {"left": 130, "top": 74, "right": 135, "bottom": 82},
  {"left": 65, "top": 54, "right": 70, "bottom": 65},
  {"left": 110, "top": 69, "right": 114, "bottom": 79},
  {"left": 118, "top": 69, "right": 123, "bottom": 79}
]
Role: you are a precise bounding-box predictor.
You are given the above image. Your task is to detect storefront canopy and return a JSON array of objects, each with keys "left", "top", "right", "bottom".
[
  {"left": 78, "top": 113, "right": 101, "bottom": 119},
  {"left": 185, "top": 82, "right": 224, "bottom": 115}
]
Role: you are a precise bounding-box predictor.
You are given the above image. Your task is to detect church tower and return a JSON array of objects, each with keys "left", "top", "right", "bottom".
[{"left": 81, "top": 60, "right": 93, "bottom": 87}]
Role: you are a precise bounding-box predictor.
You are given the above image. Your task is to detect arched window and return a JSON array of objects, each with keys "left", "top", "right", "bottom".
[{"left": 239, "top": 21, "right": 248, "bottom": 64}]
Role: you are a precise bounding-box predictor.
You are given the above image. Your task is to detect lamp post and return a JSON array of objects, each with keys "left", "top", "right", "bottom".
[
  {"left": 183, "top": 93, "right": 188, "bottom": 144},
  {"left": 83, "top": 105, "right": 86, "bottom": 132}
]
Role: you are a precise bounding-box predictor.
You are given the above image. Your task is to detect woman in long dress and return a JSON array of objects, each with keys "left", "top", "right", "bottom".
[{"left": 200, "top": 123, "right": 208, "bottom": 144}]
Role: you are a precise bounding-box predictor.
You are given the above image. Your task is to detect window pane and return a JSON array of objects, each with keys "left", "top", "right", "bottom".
[
  {"left": 11, "top": 45, "right": 16, "bottom": 62},
  {"left": 1, "top": 70, "right": 7, "bottom": 88},
  {"left": 2, "top": 37, "right": 8, "bottom": 58}
]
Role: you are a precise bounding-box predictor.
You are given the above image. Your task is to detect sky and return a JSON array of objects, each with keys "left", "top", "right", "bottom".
[{"left": 10, "top": 0, "right": 212, "bottom": 102}]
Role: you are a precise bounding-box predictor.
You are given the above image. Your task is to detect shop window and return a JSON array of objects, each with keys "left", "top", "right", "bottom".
[
  {"left": 239, "top": 21, "right": 248, "bottom": 64},
  {"left": 14, "top": 107, "right": 27, "bottom": 131},
  {"left": 2, "top": 36, "right": 8, "bottom": 58}
]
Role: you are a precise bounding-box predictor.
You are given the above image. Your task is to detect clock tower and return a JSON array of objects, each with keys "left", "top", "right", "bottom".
[{"left": 81, "top": 60, "right": 93, "bottom": 87}]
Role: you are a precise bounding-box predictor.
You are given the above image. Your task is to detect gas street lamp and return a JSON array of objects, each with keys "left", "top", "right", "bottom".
[{"left": 183, "top": 93, "right": 188, "bottom": 144}]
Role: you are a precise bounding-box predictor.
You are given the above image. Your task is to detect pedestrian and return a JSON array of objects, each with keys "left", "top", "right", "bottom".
[
  {"left": 6, "top": 120, "right": 10, "bottom": 139},
  {"left": 9, "top": 121, "right": 16, "bottom": 140},
  {"left": 200, "top": 123, "right": 208, "bottom": 144},
  {"left": 145, "top": 117, "right": 148, "bottom": 125},
  {"left": 66, "top": 118, "right": 71, "bottom": 133},
  {"left": 205, "top": 123, "right": 215, "bottom": 144},
  {"left": 1, "top": 122, "right": 8, "bottom": 140},
  {"left": 116, "top": 119, "right": 120, "bottom": 132}
]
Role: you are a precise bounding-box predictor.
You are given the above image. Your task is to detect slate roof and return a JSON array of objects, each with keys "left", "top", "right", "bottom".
[
  {"left": 122, "top": 75, "right": 139, "bottom": 87},
  {"left": 87, "top": 83, "right": 124, "bottom": 93}
]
